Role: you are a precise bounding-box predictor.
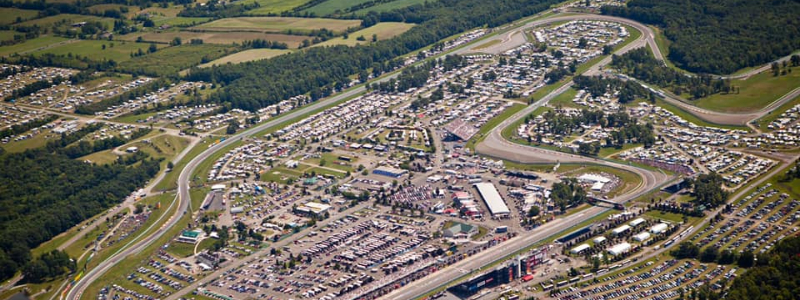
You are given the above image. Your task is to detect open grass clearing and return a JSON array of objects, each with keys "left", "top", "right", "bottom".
[
  {"left": 194, "top": 17, "right": 360, "bottom": 34},
  {"left": 118, "top": 44, "right": 236, "bottom": 76},
  {"left": 643, "top": 210, "right": 689, "bottom": 224},
  {"left": 301, "top": 0, "right": 374, "bottom": 15},
  {"left": 314, "top": 22, "right": 415, "bottom": 47},
  {"left": 123, "top": 30, "right": 306, "bottom": 47},
  {"left": 32, "top": 40, "right": 163, "bottom": 62},
  {"left": 548, "top": 87, "right": 580, "bottom": 108},
  {"left": 692, "top": 66, "right": 800, "bottom": 113},
  {"left": 198, "top": 48, "right": 291, "bottom": 67},
  {"left": 352, "top": 0, "right": 429, "bottom": 15},
  {"left": 0, "top": 35, "right": 71, "bottom": 56},
  {"left": 15, "top": 14, "right": 116, "bottom": 32},
  {"left": 244, "top": 0, "right": 312, "bottom": 15},
  {"left": 0, "top": 30, "right": 17, "bottom": 42},
  {"left": 0, "top": 8, "right": 39, "bottom": 25},
  {"left": 655, "top": 99, "right": 749, "bottom": 131}
]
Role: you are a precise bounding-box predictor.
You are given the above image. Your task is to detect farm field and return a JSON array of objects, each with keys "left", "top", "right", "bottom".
[
  {"left": 0, "top": 35, "right": 71, "bottom": 56},
  {"left": 314, "top": 22, "right": 415, "bottom": 47},
  {"left": 122, "top": 31, "right": 307, "bottom": 47},
  {"left": 87, "top": 4, "right": 138, "bottom": 16},
  {"left": 194, "top": 17, "right": 360, "bottom": 33},
  {"left": 118, "top": 44, "right": 236, "bottom": 76},
  {"left": 0, "top": 30, "right": 17, "bottom": 42},
  {"left": 0, "top": 8, "right": 40, "bottom": 25},
  {"left": 352, "top": 0, "right": 429, "bottom": 14},
  {"left": 244, "top": 0, "right": 312, "bottom": 15},
  {"left": 198, "top": 48, "right": 292, "bottom": 67},
  {"left": 301, "top": 0, "right": 374, "bottom": 16},
  {"left": 31, "top": 40, "right": 165, "bottom": 62},
  {"left": 692, "top": 66, "right": 800, "bottom": 113},
  {"left": 15, "top": 14, "right": 117, "bottom": 32}
]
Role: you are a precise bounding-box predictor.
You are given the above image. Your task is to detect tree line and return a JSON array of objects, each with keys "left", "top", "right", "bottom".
[
  {"left": 184, "top": 0, "right": 563, "bottom": 112},
  {"left": 601, "top": 0, "right": 800, "bottom": 74},
  {"left": 610, "top": 48, "right": 733, "bottom": 99}
]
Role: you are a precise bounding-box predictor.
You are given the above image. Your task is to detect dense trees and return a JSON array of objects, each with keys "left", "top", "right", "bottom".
[
  {"left": 610, "top": 48, "right": 733, "bottom": 99},
  {"left": 534, "top": 109, "right": 655, "bottom": 150},
  {"left": 23, "top": 250, "right": 76, "bottom": 283},
  {"left": 572, "top": 75, "right": 650, "bottom": 104},
  {"left": 0, "top": 148, "right": 161, "bottom": 281},
  {"left": 551, "top": 178, "right": 587, "bottom": 212},
  {"left": 601, "top": 0, "right": 800, "bottom": 74},
  {"left": 688, "top": 173, "right": 728, "bottom": 208},
  {"left": 726, "top": 236, "right": 800, "bottom": 300},
  {"left": 185, "top": 0, "right": 562, "bottom": 111}
]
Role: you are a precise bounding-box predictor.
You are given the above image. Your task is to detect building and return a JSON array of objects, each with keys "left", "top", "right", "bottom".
[
  {"left": 125, "top": 146, "right": 138, "bottom": 153},
  {"left": 570, "top": 243, "right": 590, "bottom": 254},
  {"left": 473, "top": 182, "right": 510, "bottom": 217},
  {"left": 633, "top": 231, "right": 651, "bottom": 242},
  {"left": 372, "top": 166, "right": 408, "bottom": 178},
  {"left": 593, "top": 236, "right": 607, "bottom": 244},
  {"left": 649, "top": 223, "right": 669, "bottom": 234},
  {"left": 629, "top": 217, "right": 646, "bottom": 227},
  {"left": 443, "top": 222, "right": 478, "bottom": 239},
  {"left": 177, "top": 230, "right": 202, "bottom": 244},
  {"left": 211, "top": 184, "right": 226, "bottom": 192},
  {"left": 295, "top": 202, "right": 331, "bottom": 216},
  {"left": 611, "top": 224, "right": 631, "bottom": 235},
  {"left": 230, "top": 206, "right": 244, "bottom": 214},
  {"left": 607, "top": 242, "right": 631, "bottom": 256},
  {"left": 578, "top": 174, "right": 612, "bottom": 191}
]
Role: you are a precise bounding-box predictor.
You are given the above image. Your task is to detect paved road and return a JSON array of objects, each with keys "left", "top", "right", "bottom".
[
  {"left": 457, "top": 14, "right": 664, "bottom": 62},
  {"left": 65, "top": 12, "right": 518, "bottom": 298},
  {"left": 385, "top": 14, "right": 673, "bottom": 300},
  {"left": 628, "top": 77, "right": 800, "bottom": 126}
]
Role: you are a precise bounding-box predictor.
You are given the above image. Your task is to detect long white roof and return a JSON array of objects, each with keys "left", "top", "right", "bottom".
[{"left": 474, "top": 182, "right": 510, "bottom": 215}]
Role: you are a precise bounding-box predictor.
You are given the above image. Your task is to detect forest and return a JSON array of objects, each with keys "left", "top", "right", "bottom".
[
  {"left": 725, "top": 236, "right": 800, "bottom": 300},
  {"left": 530, "top": 109, "right": 655, "bottom": 153},
  {"left": 601, "top": 0, "right": 800, "bottom": 74},
  {"left": 184, "top": 0, "right": 562, "bottom": 111},
  {"left": 689, "top": 173, "right": 728, "bottom": 208},
  {"left": 609, "top": 48, "right": 733, "bottom": 99},
  {"left": 0, "top": 149, "right": 161, "bottom": 281},
  {"left": 572, "top": 75, "right": 652, "bottom": 104}
]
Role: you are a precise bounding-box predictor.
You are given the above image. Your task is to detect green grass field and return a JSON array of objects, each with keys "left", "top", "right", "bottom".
[
  {"left": 0, "top": 30, "right": 17, "bottom": 42},
  {"left": 692, "top": 66, "right": 800, "bottom": 113},
  {"left": 195, "top": 16, "right": 360, "bottom": 33},
  {"left": 314, "top": 22, "right": 415, "bottom": 47},
  {"left": 352, "top": 0, "right": 428, "bottom": 15},
  {"left": 0, "top": 8, "right": 39, "bottom": 25},
  {"left": 0, "top": 35, "right": 71, "bottom": 56},
  {"left": 32, "top": 40, "right": 164, "bottom": 62},
  {"left": 245, "top": 0, "right": 312, "bottom": 14},
  {"left": 16, "top": 14, "right": 116, "bottom": 33},
  {"left": 198, "top": 48, "right": 291, "bottom": 67},
  {"left": 548, "top": 87, "right": 579, "bottom": 108},
  {"left": 124, "top": 31, "right": 307, "bottom": 47},
  {"left": 655, "top": 99, "right": 748, "bottom": 131},
  {"left": 118, "top": 44, "right": 235, "bottom": 76},
  {"left": 301, "top": 0, "right": 374, "bottom": 15}
]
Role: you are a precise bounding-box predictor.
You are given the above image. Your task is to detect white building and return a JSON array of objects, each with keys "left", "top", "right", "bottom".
[
  {"left": 571, "top": 243, "right": 591, "bottom": 254},
  {"left": 474, "top": 182, "right": 510, "bottom": 217},
  {"left": 611, "top": 224, "right": 631, "bottom": 235},
  {"left": 649, "top": 223, "right": 669, "bottom": 234},
  {"left": 633, "top": 231, "right": 651, "bottom": 242},
  {"left": 607, "top": 242, "right": 631, "bottom": 256},
  {"left": 629, "top": 217, "right": 646, "bottom": 227}
]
